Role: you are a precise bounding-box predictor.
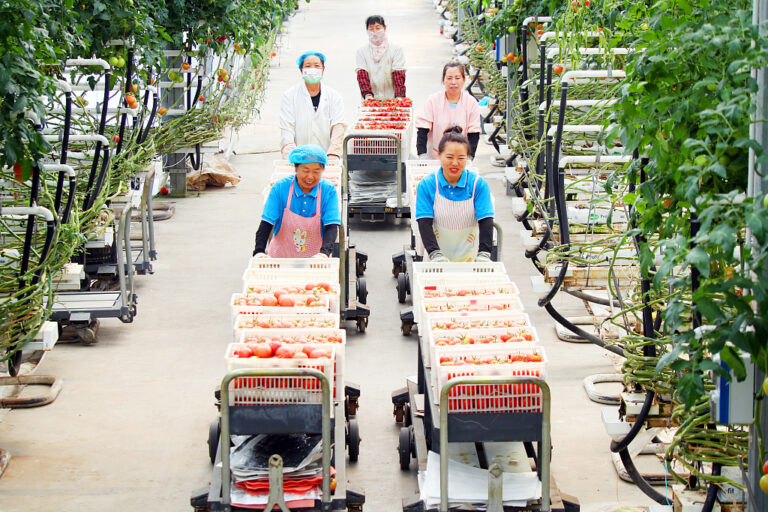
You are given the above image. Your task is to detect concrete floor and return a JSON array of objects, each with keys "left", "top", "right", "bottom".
[{"left": 0, "top": 0, "right": 659, "bottom": 511}]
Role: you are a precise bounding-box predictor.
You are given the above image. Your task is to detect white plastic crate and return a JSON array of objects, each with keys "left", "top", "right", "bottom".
[
  {"left": 238, "top": 328, "right": 346, "bottom": 347},
  {"left": 247, "top": 256, "right": 340, "bottom": 272},
  {"left": 412, "top": 261, "right": 507, "bottom": 276},
  {"left": 226, "top": 343, "right": 336, "bottom": 406},
  {"left": 233, "top": 313, "right": 339, "bottom": 340},
  {"left": 348, "top": 125, "right": 411, "bottom": 156},
  {"left": 241, "top": 282, "right": 340, "bottom": 315},
  {"left": 433, "top": 345, "right": 547, "bottom": 413},
  {"left": 425, "top": 311, "right": 532, "bottom": 332},
  {"left": 419, "top": 294, "right": 525, "bottom": 328},
  {"left": 415, "top": 279, "right": 519, "bottom": 323},
  {"left": 231, "top": 293, "right": 331, "bottom": 318},
  {"left": 427, "top": 326, "right": 539, "bottom": 368}
]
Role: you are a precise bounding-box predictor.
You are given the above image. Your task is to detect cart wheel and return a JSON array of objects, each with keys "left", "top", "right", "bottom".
[
  {"left": 401, "top": 319, "right": 413, "bottom": 336},
  {"left": 398, "top": 427, "right": 411, "bottom": 470},
  {"left": 403, "top": 403, "right": 412, "bottom": 428},
  {"left": 392, "top": 259, "right": 404, "bottom": 277},
  {"left": 346, "top": 395, "right": 359, "bottom": 418},
  {"left": 356, "top": 316, "right": 367, "bottom": 333},
  {"left": 393, "top": 402, "right": 405, "bottom": 423},
  {"left": 356, "top": 257, "right": 366, "bottom": 277},
  {"left": 208, "top": 418, "right": 220, "bottom": 464},
  {"left": 77, "top": 327, "right": 97, "bottom": 344},
  {"left": 356, "top": 277, "right": 368, "bottom": 304},
  {"left": 396, "top": 273, "right": 407, "bottom": 303},
  {"left": 347, "top": 418, "right": 360, "bottom": 462}
]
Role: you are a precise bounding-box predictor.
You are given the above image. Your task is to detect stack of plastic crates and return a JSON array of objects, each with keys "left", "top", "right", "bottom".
[
  {"left": 352, "top": 105, "right": 413, "bottom": 157},
  {"left": 411, "top": 262, "right": 546, "bottom": 414}
]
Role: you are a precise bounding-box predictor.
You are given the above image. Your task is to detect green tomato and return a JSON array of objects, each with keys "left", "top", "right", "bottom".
[
  {"left": 640, "top": 23, "right": 649, "bottom": 30},
  {"left": 718, "top": 155, "right": 730, "bottom": 166},
  {"left": 706, "top": 83, "right": 717, "bottom": 91},
  {"left": 127, "top": 0, "right": 133, "bottom": 5},
  {"left": 109, "top": 56, "right": 119, "bottom": 67},
  {"left": 238, "top": 48, "right": 247, "bottom": 55},
  {"left": 508, "top": 26, "right": 515, "bottom": 33},
  {"left": 763, "top": 376, "right": 768, "bottom": 395},
  {"left": 694, "top": 155, "right": 708, "bottom": 167},
  {"left": 168, "top": 71, "right": 179, "bottom": 81},
  {"left": 760, "top": 474, "right": 768, "bottom": 494},
  {"left": 763, "top": 195, "right": 768, "bottom": 209},
  {"left": 116, "top": 57, "right": 125, "bottom": 68}
]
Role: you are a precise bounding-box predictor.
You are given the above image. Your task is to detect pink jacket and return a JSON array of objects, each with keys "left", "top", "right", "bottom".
[{"left": 415, "top": 90, "right": 481, "bottom": 158}]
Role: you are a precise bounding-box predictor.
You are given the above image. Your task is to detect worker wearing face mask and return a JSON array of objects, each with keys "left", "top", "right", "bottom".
[
  {"left": 280, "top": 51, "right": 347, "bottom": 163},
  {"left": 355, "top": 15, "right": 407, "bottom": 100}
]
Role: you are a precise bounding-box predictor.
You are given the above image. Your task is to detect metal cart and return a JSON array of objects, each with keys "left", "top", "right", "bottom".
[
  {"left": 193, "top": 367, "right": 364, "bottom": 511},
  {"left": 391, "top": 335, "right": 578, "bottom": 512},
  {"left": 343, "top": 132, "right": 408, "bottom": 223}
]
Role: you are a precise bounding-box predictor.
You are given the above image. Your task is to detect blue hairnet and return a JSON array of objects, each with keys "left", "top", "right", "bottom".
[
  {"left": 289, "top": 145, "right": 328, "bottom": 166},
  {"left": 296, "top": 51, "right": 326, "bottom": 68}
]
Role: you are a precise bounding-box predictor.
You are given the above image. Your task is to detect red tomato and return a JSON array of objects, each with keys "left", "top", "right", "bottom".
[
  {"left": 310, "top": 348, "right": 329, "bottom": 359},
  {"left": 305, "top": 283, "right": 315, "bottom": 291},
  {"left": 302, "top": 345, "right": 315, "bottom": 357},
  {"left": 554, "top": 65, "right": 564, "bottom": 74},
  {"left": 278, "top": 295, "right": 295, "bottom": 307},
  {"left": 269, "top": 341, "right": 282, "bottom": 355},
  {"left": 261, "top": 295, "right": 278, "bottom": 307},
  {"left": 275, "top": 346, "right": 295, "bottom": 358},
  {"left": 253, "top": 344, "right": 272, "bottom": 358},
  {"left": 234, "top": 346, "right": 253, "bottom": 358},
  {"left": 292, "top": 352, "right": 308, "bottom": 359}
]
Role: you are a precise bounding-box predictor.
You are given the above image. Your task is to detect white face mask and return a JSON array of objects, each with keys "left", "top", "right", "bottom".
[
  {"left": 302, "top": 67, "right": 323, "bottom": 84},
  {"left": 367, "top": 29, "right": 386, "bottom": 45}
]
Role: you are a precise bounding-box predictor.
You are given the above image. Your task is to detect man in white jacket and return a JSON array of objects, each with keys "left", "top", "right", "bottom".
[{"left": 280, "top": 51, "right": 346, "bottom": 163}]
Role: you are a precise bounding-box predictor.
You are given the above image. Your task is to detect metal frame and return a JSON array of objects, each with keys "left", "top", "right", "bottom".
[
  {"left": 438, "top": 376, "right": 551, "bottom": 512},
  {"left": 219, "top": 367, "right": 333, "bottom": 512}
]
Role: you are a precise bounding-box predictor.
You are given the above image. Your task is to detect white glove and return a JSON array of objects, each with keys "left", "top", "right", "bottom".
[
  {"left": 429, "top": 250, "right": 450, "bottom": 263},
  {"left": 254, "top": 252, "right": 268, "bottom": 258},
  {"left": 418, "top": 153, "right": 430, "bottom": 160},
  {"left": 474, "top": 251, "right": 492, "bottom": 262},
  {"left": 326, "top": 154, "right": 340, "bottom": 164},
  {"left": 313, "top": 252, "right": 329, "bottom": 258}
]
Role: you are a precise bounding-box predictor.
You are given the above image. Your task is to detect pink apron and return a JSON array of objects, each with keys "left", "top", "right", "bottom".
[{"left": 267, "top": 179, "right": 324, "bottom": 258}]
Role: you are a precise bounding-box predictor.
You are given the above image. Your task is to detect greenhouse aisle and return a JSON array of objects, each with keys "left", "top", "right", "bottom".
[{"left": 0, "top": 1, "right": 654, "bottom": 511}]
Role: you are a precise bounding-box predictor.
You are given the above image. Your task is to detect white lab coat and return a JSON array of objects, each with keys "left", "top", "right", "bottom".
[
  {"left": 279, "top": 83, "right": 345, "bottom": 153},
  {"left": 355, "top": 43, "right": 406, "bottom": 99}
]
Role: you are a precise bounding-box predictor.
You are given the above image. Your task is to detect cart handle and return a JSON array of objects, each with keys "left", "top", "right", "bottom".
[
  {"left": 341, "top": 131, "right": 402, "bottom": 201},
  {"left": 492, "top": 222, "right": 503, "bottom": 261},
  {"left": 439, "top": 376, "right": 551, "bottom": 512},
  {"left": 219, "top": 367, "right": 332, "bottom": 511}
]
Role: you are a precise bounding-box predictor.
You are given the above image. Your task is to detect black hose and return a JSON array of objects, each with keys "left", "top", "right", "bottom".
[
  {"left": 701, "top": 463, "right": 721, "bottom": 512},
  {"left": 565, "top": 288, "right": 622, "bottom": 308},
  {"left": 544, "top": 303, "right": 624, "bottom": 356},
  {"left": 610, "top": 390, "right": 655, "bottom": 452},
  {"left": 520, "top": 27, "right": 528, "bottom": 83},
  {"left": 619, "top": 448, "right": 670, "bottom": 505},
  {"left": 83, "top": 70, "right": 111, "bottom": 209}
]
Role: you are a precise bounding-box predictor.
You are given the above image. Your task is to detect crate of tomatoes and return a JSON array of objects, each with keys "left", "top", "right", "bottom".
[
  {"left": 433, "top": 345, "right": 547, "bottom": 413},
  {"left": 225, "top": 342, "right": 337, "bottom": 407},
  {"left": 233, "top": 313, "right": 339, "bottom": 340}
]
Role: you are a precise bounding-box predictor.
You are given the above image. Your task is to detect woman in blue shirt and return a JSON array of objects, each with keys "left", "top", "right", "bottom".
[
  {"left": 415, "top": 127, "right": 494, "bottom": 262},
  {"left": 253, "top": 145, "right": 341, "bottom": 258}
]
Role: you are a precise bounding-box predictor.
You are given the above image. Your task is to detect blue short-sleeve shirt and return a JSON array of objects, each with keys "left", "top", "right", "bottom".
[
  {"left": 262, "top": 175, "right": 341, "bottom": 238},
  {"left": 415, "top": 169, "right": 494, "bottom": 221}
]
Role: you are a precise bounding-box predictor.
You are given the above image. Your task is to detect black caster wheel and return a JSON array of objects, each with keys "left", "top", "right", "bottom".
[
  {"left": 396, "top": 273, "right": 407, "bottom": 303},
  {"left": 346, "top": 395, "right": 359, "bottom": 418},
  {"left": 356, "top": 257, "right": 366, "bottom": 277},
  {"left": 356, "top": 277, "right": 368, "bottom": 305},
  {"left": 401, "top": 320, "right": 413, "bottom": 336},
  {"left": 403, "top": 403, "right": 412, "bottom": 427},
  {"left": 76, "top": 319, "right": 99, "bottom": 344},
  {"left": 393, "top": 402, "right": 406, "bottom": 423},
  {"left": 347, "top": 418, "right": 360, "bottom": 462},
  {"left": 398, "top": 426, "right": 412, "bottom": 470},
  {"left": 356, "top": 316, "right": 368, "bottom": 333},
  {"left": 392, "top": 260, "right": 405, "bottom": 278},
  {"left": 207, "top": 418, "right": 220, "bottom": 464}
]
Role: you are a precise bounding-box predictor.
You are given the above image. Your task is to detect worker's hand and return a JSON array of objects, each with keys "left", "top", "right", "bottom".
[
  {"left": 312, "top": 252, "right": 329, "bottom": 259},
  {"left": 253, "top": 252, "right": 268, "bottom": 258},
  {"left": 326, "top": 154, "right": 340, "bottom": 165},
  {"left": 418, "top": 153, "right": 430, "bottom": 160},
  {"left": 429, "top": 250, "right": 450, "bottom": 263},
  {"left": 364, "top": 93, "right": 374, "bottom": 100},
  {"left": 474, "top": 251, "right": 492, "bottom": 262}
]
